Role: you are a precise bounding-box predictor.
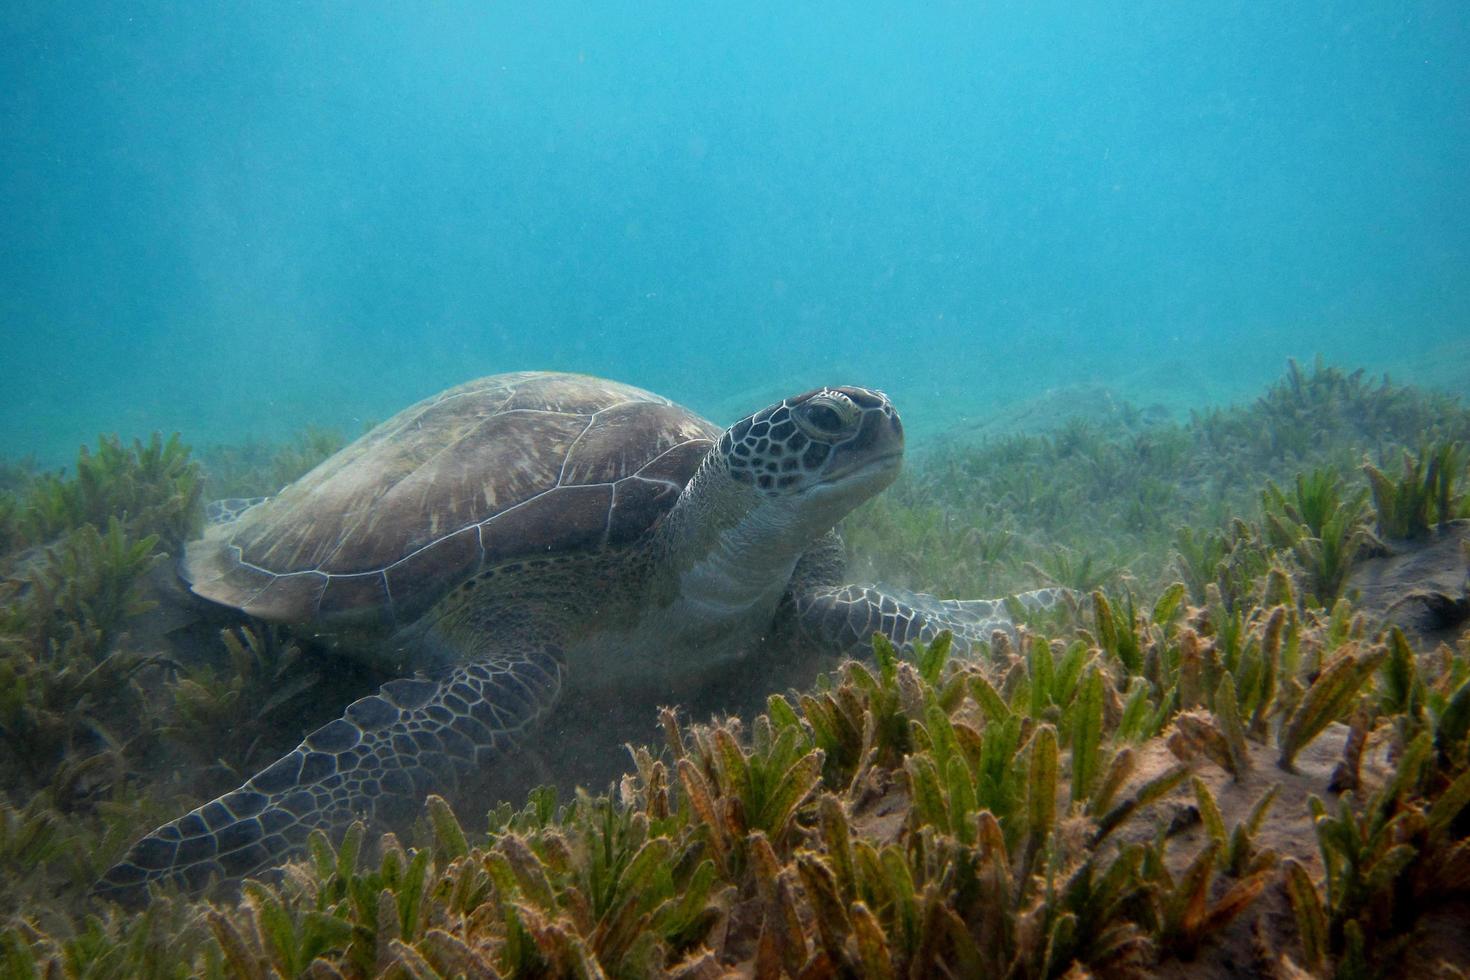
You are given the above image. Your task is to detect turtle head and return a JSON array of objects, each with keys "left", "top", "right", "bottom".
[
  {"left": 719, "top": 385, "right": 904, "bottom": 516},
  {"left": 662, "top": 385, "right": 903, "bottom": 623}
]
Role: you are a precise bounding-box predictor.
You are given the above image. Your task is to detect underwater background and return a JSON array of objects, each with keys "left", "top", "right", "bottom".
[
  {"left": 3, "top": 1, "right": 1469, "bottom": 462},
  {"left": 7, "top": 5, "right": 1470, "bottom": 976}
]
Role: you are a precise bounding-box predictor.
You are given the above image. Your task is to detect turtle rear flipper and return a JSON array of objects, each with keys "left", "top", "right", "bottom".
[
  {"left": 96, "top": 641, "right": 564, "bottom": 904},
  {"left": 793, "top": 583, "right": 1075, "bottom": 657}
]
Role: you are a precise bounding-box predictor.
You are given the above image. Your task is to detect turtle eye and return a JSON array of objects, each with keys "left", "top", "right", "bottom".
[{"left": 794, "top": 392, "right": 859, "bottom": 440}]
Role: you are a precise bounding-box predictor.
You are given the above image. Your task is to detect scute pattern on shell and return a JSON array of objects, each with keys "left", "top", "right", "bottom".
[{"left": 183, "top": 372, "right": 720, "bottom": 624}]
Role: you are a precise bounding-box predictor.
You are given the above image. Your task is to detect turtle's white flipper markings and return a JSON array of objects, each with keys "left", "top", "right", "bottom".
[
  {"left": 204, "top": 496, "right": 270, "bottom": 526},
  {"left": 793, "top": 584, "right": 1075, "bottom": 657},
  {"left": 96, "top": 640, "right": 564, "bottom": 904}
]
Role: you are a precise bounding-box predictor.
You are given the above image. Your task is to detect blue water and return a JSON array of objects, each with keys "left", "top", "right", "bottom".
[{"left": 3, "top": 2, "right": 1468, "bottom": 465}]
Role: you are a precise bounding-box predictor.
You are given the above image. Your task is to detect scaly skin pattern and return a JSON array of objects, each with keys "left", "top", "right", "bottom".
[
  {"left": 794, "top": 584, "right": 1076, "bottom": 658},
  {"left": 99, "top": 548, "right": 632, "bottom": 903},
  {"left": 204, "top": 496, "right": 269, "bottom": 526},
  {"left": 97, "top": 640, "right": 564, "bottom": 899}
]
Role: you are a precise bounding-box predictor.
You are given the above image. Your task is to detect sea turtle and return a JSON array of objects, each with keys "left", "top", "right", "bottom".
[{"left": 99, "top": 372, "right": 1067, "bottom": 899}]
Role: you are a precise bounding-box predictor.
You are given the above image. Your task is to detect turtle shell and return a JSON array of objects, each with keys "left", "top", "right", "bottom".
[{"left": 183, "top": 372, "right": 719, "bottom": 626}]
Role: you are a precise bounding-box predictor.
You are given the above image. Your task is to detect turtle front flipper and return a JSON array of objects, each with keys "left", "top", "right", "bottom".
[
  {"left": 793, "top": 583, "right": 1075, "bottom": 658},
  {"left": 96, "top": 642, "right": 564, "bottom": 904},
  {"left": 204, "top": 496, "right": 270, "bottom": 525}
]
